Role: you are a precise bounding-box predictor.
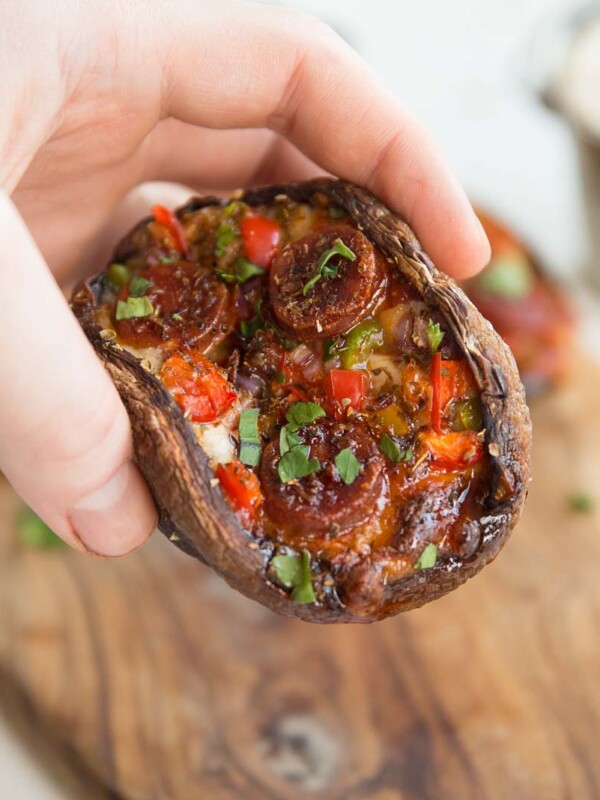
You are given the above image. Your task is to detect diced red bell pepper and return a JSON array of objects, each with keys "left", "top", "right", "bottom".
[
  {"left": 216, "top": 461, "right": 262, "bottom": 519},
  {"left": 423, "top": 430, "right": 484, "bottom": 469},
  {"left": 430, "top": 352, "right": 442, "bottom": 434},
  {"left": 325, "top": 369, "right": 367, "bottom": 412},
  {"left": 151, "top": 204, "right": 188, "bottom": 256},
  {"left": 439, "top": 360, "right": 477, "bottom": 411},
  {"left": 159, "top": 350, "right": 236, "bottom": 424},
  {"left": 241, "top": 215, "right": 280, "bottom": 268}
]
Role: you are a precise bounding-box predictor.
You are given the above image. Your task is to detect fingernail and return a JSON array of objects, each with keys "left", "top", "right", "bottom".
[{"left": 68, "top": 462, "right": 157, "bottom": 557}]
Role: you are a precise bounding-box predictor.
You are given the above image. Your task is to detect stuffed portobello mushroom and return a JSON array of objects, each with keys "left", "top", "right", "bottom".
[{"left": 71, "top": 179, "right": 531, "bottom": 623}]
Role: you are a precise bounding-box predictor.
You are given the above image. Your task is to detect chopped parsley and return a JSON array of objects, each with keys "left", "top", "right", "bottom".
[
  {"left": 285, "top": 401, "right": 326, "bottom": 431},
  {"left": 302, "top": 238, "right": 356, "bottom": 296},
  {"left": 115, "top": 296, "right": 154, "bottom": 320},
  {"left": 274, "top": 370, "right": 286, "bottom": 384},
  {"left": 323, "top": 337, "right": 347, "bottom": 361},
  {"left": 277, "top": 444, "right": 320, "bottom": 483},
  {"left": 271, "top": 550, "right": 316, "bottom": 603},
  {"left": 414, "top": 543, "right": 438, "bottom": 570},
  {"left": 568, "top": 492, "right": 595, "bottom": 513},
  {"left": 172, "top": 312, "right": 184, "bottom": 322},
  {"left": 328, "top": 206, "right": 345, "bottom": 219},
  {"left": 427, "top": 319, "right": 445, "bottom": 355},
  {"left": 159, "top": 255, "right": 179, "bottom": 264},
  {"left": 379, "top": 433, "right": 412, "bottom": 463},
  {"left": 216, "top": 258, "right": 266, "bottom": 285},
  {"left": 238, "top": 408, "right": 262, "bottom": 467},
  {"left": 236, "top": 258, "right": 266, "bottom": 281},
  {"left": 240, "top": 317, "right": 263, "bottom": 338},
  {"left": 240, "top": 298, "right": 264, "bottom": 338},
  {"left": 279, "top": 425, "right": 301, "bottom": 455},
  {"left": 214, "top": 223, "right": 236, "bottom": 257},
  {"left": 335, "top": 447, "right": 361, "bottom": 485},
  {"left": 129, "top": 276, "right": 152, "bottom": 297},
  {"left": 17, "top": 507, "right": 66, "bottom": 550}
]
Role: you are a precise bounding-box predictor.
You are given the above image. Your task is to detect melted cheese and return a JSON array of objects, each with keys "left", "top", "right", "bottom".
[
  {"left": 367, "top": 353, "right": 403, "bottom": 390},
  {"left": 196, "top": 421, "right": 236, "bottom": 465}
]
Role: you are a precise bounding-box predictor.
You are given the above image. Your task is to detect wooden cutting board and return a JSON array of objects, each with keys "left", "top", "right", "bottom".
[{"left": 1, "top": 353, "right": 600, "bottom": 800}]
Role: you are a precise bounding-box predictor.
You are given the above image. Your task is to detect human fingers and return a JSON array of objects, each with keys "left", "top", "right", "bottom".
[
  {"left": 152, "top": 0, "right": 489, "bottom": 277},
  {"left": 0, "top": 191, "right": 157, "bottom": 556},
  {"left": 144, "top": 122, "right": 322, "bottom": 191}
]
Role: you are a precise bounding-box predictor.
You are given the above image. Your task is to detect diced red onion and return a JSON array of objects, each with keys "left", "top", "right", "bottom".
[
  {"left": 289, "top": 344, "right": 314, "bottom": 366},
  {"left": 235, "top": 291, "right": 251, "bottom": 317},
  {"left": 289, "top": 343, "right": 322, "bottom": 381},
  {"left": 241, "top": 276, "right": 264, "bottom": 296},
  {"left": 235, "top": 371, "right": 265, "bottom": 395}
]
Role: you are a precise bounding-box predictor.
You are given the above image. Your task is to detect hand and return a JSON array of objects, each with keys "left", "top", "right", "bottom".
[{"left": 0, "top": 0, "right": 490, "bottom": 556}]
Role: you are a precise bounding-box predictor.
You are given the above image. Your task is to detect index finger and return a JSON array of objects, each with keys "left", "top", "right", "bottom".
[{"left": 153, "top": 0, "right": 489, "bottom": 278}]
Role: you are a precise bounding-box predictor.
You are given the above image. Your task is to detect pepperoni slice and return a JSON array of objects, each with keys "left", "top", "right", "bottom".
[
  {"left": 260, "top": 420, "right": 385, "bottom": 536},
  {"left": 115, "top": 261, "right": 233, "bottom": 351},
  {"left": 269, "top": 224, "right": 387, "bottom": 341}
]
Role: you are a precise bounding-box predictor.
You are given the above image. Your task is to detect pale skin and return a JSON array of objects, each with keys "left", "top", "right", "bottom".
[{"left": 0, "top": 0, "right": 490, "bottom": 556}]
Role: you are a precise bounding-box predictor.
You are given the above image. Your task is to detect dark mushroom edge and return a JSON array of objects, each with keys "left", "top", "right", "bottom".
[{"left": 71, "top": 179, "right": 532, "bottom": 623}]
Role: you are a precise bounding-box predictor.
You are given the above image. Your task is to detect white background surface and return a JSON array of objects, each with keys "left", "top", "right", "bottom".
[{"left": 0, "top": 0, "right": 590, "bottom": 796}]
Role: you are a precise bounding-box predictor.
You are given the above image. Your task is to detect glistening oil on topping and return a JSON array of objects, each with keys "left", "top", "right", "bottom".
[{"left": 77, "top": 192, "right": 492, "bottom": 616}]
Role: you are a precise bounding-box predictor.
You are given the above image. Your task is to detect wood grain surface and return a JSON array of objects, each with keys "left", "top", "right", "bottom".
[{"left": 0, "top": 354, "right": 599, "bottom": 800}]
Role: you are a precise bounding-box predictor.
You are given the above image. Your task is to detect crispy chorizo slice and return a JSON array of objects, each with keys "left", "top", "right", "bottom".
[
  {"left": 269, "top": 224, "right": 387, "bottom": 340},
  {"left": 115, "top": 261, "right": 233, "bottom": 351},
  {"left": 260, "top": 420, "right": 385, "bottom": 535}
]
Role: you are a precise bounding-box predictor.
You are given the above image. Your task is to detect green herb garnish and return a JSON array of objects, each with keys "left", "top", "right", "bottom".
[
  {"left": 17, "top": 507, "right": 66, "bottom": 550},
  {"left": 215, "top": 224, "right": 236, "bottom": 257},
  {"left": 172, "top": 312, "right": 184, "bottom": 322},
  {"left": 271, "top": 550, "right": 316, "bottom": 603},
  {"left": 240, "top": 298, "right": 264, "bottom": 338},
  {"left": 214, "top": 270, "right": 237, "bottom": 284},
  {"left": 323, "top": 339, "right": 339, "bottom": 361},
  {"left": 216, "top": 258, "right": 266, "bottom": 285},
  {"left": 329, "top": 206, "right": 345, "bottom": 219},
  {"left": 426, "top": 319, "right": 445, "bottom": 355},
  {"left": 235, "top": 258, "right": 266, "bottom": 281},
  {"left": 414, "top": 543, "right": 438, "bottom": 570},
  {"left": 279, "top": 425, "right": 301, "bottom": 455},
  {"left": 107, "top": 262, "right": 132, "bottom": 288},
  {"left": 115, "top": 296, "right": 154, "bottom": 320},
  {"left": 302, "top": 238, "right": 356, "bottom": 296},
  {"left": 159, "top": 255, "right": 179, "bottom": 264},
  {"left": 277, "top": 445, "right": 320, "bottom": 483},
  {"left": 239, "top": 408, "right": 262, "bottom": 467},
  {"left": 477, "top": 254, "right": 533, "bottom": 299},
  {"left": 568, "top": 492, "right": 595, "bottom": 513},
  {"left": 335, "top": 447, "right": 361, "bottom": 485},
  {"left": 285, "top": 401, "right": 326, "bottom": 432},
  {"left": 379, "top": 434, "right": 412, "bottom": 463},
  {"left": 274, "top": 370, "right": 286, "bottom": 384},
  {"left": 240, "top": 318, "right": 263, "bottom": 338},
  {"left": 129, "top": 276, "right": 152, "bottom": 297}
]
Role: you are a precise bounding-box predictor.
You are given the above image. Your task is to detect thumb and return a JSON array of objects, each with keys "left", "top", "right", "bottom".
[{"left": 0, "top": 191, "right": 157, "bottom": 556}]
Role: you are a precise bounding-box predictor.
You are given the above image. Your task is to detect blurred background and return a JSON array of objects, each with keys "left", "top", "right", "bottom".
[
  {"left": 2, "top": 0, "right": 600, "bottom": 797},
  {"left": 292, "top": 0, "right": 588, "bottom": 278}
]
